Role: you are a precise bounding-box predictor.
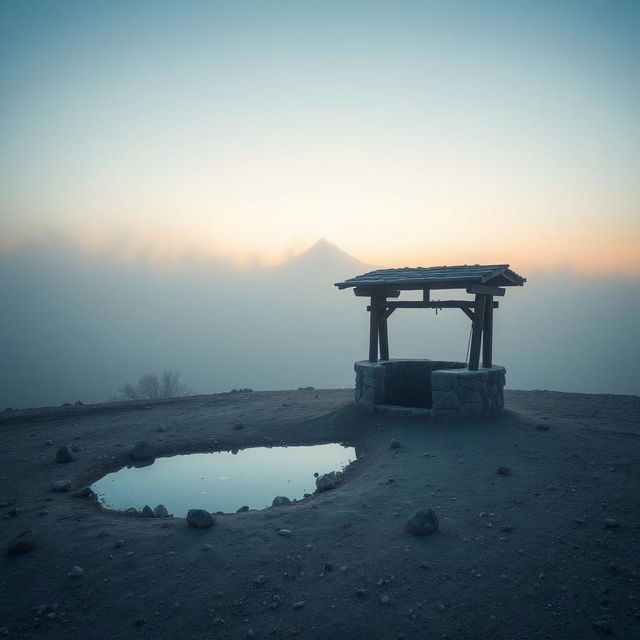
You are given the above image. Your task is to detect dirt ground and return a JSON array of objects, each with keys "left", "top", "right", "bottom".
[{"left": 1, "top": 388, "right": 639, "bottom": 640}]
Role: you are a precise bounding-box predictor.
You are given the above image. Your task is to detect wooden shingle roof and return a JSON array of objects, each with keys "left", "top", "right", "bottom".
[{"left": 335, "top": 264, "right": 526, "bottom": 290}]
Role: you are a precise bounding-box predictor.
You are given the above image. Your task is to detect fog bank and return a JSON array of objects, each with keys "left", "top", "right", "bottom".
[{"left": 1, "top": 241, "right": 638, "bottom": 409}]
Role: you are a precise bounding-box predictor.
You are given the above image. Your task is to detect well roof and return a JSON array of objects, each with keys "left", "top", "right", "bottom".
[{"left": 335, "top": 264, "right": 526, "bottom": 290}]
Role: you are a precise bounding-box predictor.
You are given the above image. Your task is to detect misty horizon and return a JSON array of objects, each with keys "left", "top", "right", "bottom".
[{"left": 1, "top": 237, "right": 638, "bottom": 410}]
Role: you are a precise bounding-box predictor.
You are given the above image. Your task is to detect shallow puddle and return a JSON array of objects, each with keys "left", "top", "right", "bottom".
[{"left": 92, "top": 443, "right": 356, "bottom": 517}]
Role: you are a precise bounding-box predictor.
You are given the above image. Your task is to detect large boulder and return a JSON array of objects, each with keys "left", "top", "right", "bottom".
[
  {"left": 406, "top": 508, "right": 439, "bottom": 536},
  {"left": 315, "top": 472, "right": 336, "bottom": 493},
  {"left": 153, "top": 504, "right": 169, "bottom": 517},
  {"left": 187, "top": 509, "right": 215, "bottom": 529},
  {"left": 51, "top": 479, "right": 71, "bottom": 492},
  {"left": 55, "top": 445, "right": 76, "bottom": 463},
  {"left": 130, "top": 441, "right": 155, "bottom": 461},
  {"left": 7, "top": 531, "right": 36, "bottom": 555},
  {"left": 272, "top": 496, "right": 291, "bottom": 507}
]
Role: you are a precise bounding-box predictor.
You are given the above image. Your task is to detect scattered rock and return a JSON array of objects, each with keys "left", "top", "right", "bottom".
[
  {"left": 380, "top": 594, "right": 391, "bottom": 605},
  {"left": 51, "top": 479, "right": 71, "bottom": 492},
  {"left": 604, "top": 519, "right": 620, "bottom": 529},
  {"left": 315, "top": 473, "right": 336, "bottom": 492},
  {"left": 406, "top": 508, "right": 439, "bottom": 536},
  {"left": 133, "top": 618, "right": 145, "bottom": 627},
  {"left": 157, "top": 425, "right": 168, "bottom": 432},
  {"left": 233, "top": 423, "right": 243, "bottom": 430},
  {"left": 72, "top": 487, "right": 94, "bottom": 498},
  {"left": 68, "top": 565, "right": 84, "bottom": 579},
  {"left": 140, "top": 505, "right": 156, "bottom": 518},
  {"left": 277, "top": 529, "right": 293, "bottom": 537},
  {"left": 55, "top": 445, "right": 76, "bottom": 463},
  {"left": 272, "top": 496, "right": 291, "bottom": 507},
  {"left": 497, "top": 466, "right": 511, "bottom": 476},
  {"left": 44, "top": 440, "right": 53, "bottom": 446},
  {"left": 322, "top": 563, "right": 333, "bottom": 572},
  {"left": 292, "top": 601, "right": 306, "bottom": 609},
  {"left": 535, "top": 423, "right": 550, "bottom": 431},
  {"left": 6, "top": 530, "right": 36, "bottom": 555},
  {"left": 154, "top": 504, "right": 169, "bottom": 517},
  {"left": 201, "top": 544, "right": 213, "bottom": 551},
  {"left": 236, "top": 505, "right": 249, "bottom": 513},
  {"left": 186, "top": 509, "right": 215, "bottom": 529},
  {"left": 389, "top": 439, "right": 402, "bottom": 449},
  {"left": 130, "top": 441, "right": 155, "bottom": 461}
]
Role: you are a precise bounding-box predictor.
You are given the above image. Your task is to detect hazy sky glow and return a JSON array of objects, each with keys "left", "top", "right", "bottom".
[{"left": 2, "top": 0, "right": 639, "bottom": 272}]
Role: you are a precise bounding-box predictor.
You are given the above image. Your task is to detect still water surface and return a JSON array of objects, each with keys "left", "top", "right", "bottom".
[{"left": 92, "top": 443, "right": 356, "bottom": 517}]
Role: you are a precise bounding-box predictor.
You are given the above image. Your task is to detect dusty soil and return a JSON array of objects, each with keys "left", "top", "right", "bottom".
[{"left": 1, "top": 389, "right": 639, "bottom": 640}]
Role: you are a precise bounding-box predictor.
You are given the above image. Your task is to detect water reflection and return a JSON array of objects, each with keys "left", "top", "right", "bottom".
[{"left": 92, "top": 443, "right": 356, "bottom": 517}]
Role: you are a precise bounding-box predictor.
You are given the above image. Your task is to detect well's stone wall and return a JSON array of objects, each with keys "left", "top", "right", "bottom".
[
  {"left": 431, "top": 366, "right": 505, "bottom": 420},
  {"left": 354, "top": 359, "right": 506, "bottom": 419}
]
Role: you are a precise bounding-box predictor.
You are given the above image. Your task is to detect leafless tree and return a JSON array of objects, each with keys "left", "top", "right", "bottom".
[{"left": 118, "top": 370, "right": 190, "bottom": 400}]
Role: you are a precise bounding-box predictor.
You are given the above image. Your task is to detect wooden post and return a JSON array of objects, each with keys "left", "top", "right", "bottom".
[
  {"left": 379, "top": 298, "right": 389, "bottom": 360},
  {"left": 368, "top": 296, "right": 379, "bottom": 362},
  {"left": 482, "top": 294, "right": 493, "bottom": 368},
  {"left": 468, "top": 294, "right": 486, "bottom": 371}
]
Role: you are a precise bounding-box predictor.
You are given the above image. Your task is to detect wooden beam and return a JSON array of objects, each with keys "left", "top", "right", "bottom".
[
  {"left": 468, "top": 294, "right": 487, "bottom": 371},
  {"left": 381, "top": 307, "right": 395, "bottom": 321},
  {"left": 354, "top": 287, "right": 401, "bottom": 298},
  {"left": 368, "top": 297, "right": 379, "bottom": 362},
  {"left": 379, "top": 298, "right": 389, "bottom": 361},
  {"left": 460, "top": 307, "right": 475, "bottom": 322},
  {"left": 466, "top": 284, "right": 505, "bottom": 296},
  {"left": 422, "top": 288, "right": 430, "bottom": 302},
  {"left": 482, "top": 294, "right": 493, "bottom": 368},
  {"left": 382, "top": 300, "right": 499, "bottom": 310}
]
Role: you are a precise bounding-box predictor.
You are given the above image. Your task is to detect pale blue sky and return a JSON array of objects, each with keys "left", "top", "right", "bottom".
[{"left": 2, "top": 0, "right": 639, "bottom": 271}]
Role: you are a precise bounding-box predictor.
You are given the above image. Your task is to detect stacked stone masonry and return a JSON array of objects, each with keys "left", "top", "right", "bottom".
[{"left": 354, "top": 359, "right": 506, "bottom": 419}]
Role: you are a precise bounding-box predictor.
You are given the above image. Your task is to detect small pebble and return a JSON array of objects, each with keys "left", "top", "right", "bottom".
[
  {"left": 277, "top": 529, "right": 293, "bottom": 537},
  {"left": 292, "top": 601, "right": 306, "bottom": 609},
  {"left": 68, "top": 566, "right": 84, "bottom": 579}
]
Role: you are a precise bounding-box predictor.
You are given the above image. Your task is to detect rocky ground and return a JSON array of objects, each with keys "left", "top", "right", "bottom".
[{"left": 1, "top": 388, "right": 639, "bottom": 640}]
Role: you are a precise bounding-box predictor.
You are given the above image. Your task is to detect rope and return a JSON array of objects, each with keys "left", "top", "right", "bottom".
[{"left": 465, "top": 324, "right": 472, "bottom": 363}]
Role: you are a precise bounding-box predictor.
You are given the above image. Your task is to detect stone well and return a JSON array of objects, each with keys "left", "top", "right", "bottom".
[{"left": 354, "top": 359, "right": 506, "bottom": 419}]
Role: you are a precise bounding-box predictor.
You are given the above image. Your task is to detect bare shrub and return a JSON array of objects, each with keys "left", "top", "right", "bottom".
[{"left": 118, "top": 370, "right": 190, "bottom": 401}]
